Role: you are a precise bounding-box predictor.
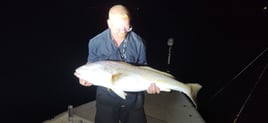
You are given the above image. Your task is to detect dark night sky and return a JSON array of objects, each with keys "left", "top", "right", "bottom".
[{"left": 2, "top": 0, "right": 268, "bottom": 122}]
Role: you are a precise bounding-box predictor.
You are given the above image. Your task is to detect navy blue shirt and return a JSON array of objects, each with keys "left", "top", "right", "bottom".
[{"left": 87, "top": 29, "right": 147, "bottom": 65}]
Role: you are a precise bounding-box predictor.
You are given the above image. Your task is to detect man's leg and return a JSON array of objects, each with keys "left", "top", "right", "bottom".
[
  {"left": 119, "top": 93, "right": 147, "bottom": 123},
  {"left": 95, "top": 87, "right": 120, "bottom": 123}
]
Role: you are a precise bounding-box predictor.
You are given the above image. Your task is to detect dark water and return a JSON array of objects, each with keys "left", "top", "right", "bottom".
[{"left": 3, "top": 0, "right": 267, "bottom": 122}]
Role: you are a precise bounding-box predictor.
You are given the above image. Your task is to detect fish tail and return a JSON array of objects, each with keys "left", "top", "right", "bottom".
[{"left": 186, "top": 83, "right": 202, "bottom": 108}]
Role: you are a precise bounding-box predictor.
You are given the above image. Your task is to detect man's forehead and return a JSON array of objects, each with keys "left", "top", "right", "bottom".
[
  {"left": 108, "top": 5, "right": 129, "bottom": 19},
  {"left": 109, "top": 13, "right": 129, "bottom": 20}
]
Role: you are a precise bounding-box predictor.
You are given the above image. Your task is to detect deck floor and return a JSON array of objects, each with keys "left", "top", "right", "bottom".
[{"left": 44, "top": 91, "right": 205, "bottom": 123}]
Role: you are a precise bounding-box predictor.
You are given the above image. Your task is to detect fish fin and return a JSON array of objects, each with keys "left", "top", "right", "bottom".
[
  {"left": 139, "top": 66, "right": 175, "bottom": 78},
  {"left": 111, "top": 73, "right": 124, "bottom": 85},
  {"left": 186, "top": 83, "right": 202, "bottom": 108},
  {"left": 112, "top": 88, "right": 127, "bottom": 99}
]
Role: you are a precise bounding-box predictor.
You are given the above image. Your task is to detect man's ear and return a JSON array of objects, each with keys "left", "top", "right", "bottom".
[{"left": 107, "top": 19, "right": 111, "bottom": 28}]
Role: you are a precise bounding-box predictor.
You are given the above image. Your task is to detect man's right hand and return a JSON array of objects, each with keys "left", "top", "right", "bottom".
[{"left": 74, "top": 72, "right": 93, "bottom": 87}]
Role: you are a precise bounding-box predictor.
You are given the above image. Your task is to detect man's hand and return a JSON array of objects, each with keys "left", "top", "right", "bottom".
[
  {"left": 74, "top": 72, "right": 93, "bottom": 87},
  {"left": 147, "top": 83, "right": 160, "bottom": 94}
]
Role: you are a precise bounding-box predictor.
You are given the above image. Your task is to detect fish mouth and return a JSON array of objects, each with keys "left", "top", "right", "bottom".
[{"left": 74, "top": 71, "right": 82, "bottom": 78}]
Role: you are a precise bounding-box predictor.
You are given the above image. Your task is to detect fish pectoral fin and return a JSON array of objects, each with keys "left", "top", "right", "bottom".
[
  {"left": 111, "top": 73, "right": 124, "bottom": 85},
  {"left": 112, "top": 88, "right": 127, "bottom": 99}
]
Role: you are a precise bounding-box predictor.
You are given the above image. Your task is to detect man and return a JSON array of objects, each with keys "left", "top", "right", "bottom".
[{"left": 74, "top": 4, "right": 160, "bottom": 123}]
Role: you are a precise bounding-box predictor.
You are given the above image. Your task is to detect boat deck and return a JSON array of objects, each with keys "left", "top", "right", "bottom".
[{"left": 43, "top": 91, "right": 205, "bottom": 123}]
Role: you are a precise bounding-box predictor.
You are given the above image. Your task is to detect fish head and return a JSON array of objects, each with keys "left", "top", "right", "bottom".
[{"left": 75, "top": 63, "right": 115, "bottom": 87}]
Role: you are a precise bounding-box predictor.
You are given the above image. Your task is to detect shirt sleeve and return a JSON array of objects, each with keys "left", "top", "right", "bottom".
[{"left": 87, "top": 39, "right": 98, "bottom": 63}]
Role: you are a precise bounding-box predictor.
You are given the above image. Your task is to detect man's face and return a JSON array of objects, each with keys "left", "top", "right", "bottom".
[{"left": 108, "top": 15, "right": 131, "bottom": 38}]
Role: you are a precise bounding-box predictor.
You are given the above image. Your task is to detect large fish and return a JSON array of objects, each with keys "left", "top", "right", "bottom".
[{"left": 74, "top": 60, "right": 202, "bottom": 107}]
